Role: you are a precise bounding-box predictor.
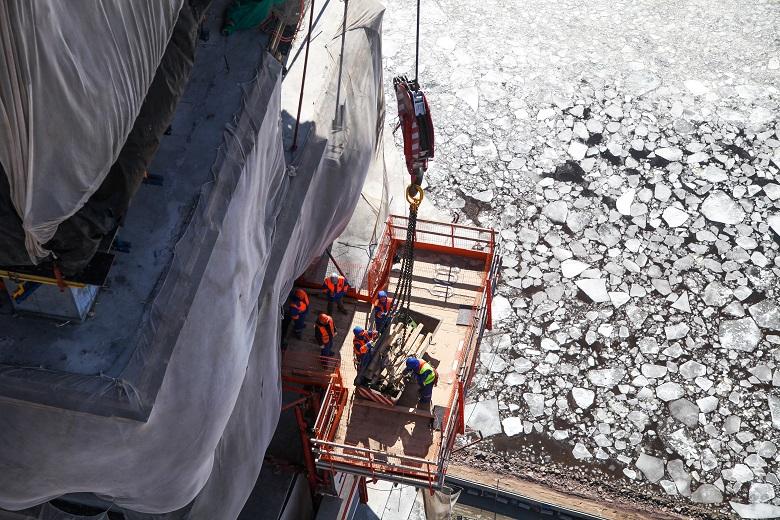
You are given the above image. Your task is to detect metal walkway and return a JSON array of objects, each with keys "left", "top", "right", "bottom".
[{"left": 446, "top": 475, "right": 605, "bottom": 520}]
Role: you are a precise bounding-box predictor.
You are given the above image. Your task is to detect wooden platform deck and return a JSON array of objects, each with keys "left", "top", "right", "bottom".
[{"left": 284, "top": 250, "right": 487, "bottom": 474}]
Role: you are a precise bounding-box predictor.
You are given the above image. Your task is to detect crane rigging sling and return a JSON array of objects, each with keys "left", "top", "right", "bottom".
[{"left": 387, "top": 0, "right": 433, "bottom": 344}]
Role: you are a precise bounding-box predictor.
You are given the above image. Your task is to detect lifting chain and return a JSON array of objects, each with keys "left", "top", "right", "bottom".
[{"left": 391, "top": 184, "right": 424, "bottom": 345}]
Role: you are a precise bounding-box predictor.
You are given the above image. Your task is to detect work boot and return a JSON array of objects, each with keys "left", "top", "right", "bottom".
[
  {"left": 327, "top": 301, "right": 334, "bottom": 317},
  {"left": 337, "top": 302, "right": 348, "bottom": 314}
]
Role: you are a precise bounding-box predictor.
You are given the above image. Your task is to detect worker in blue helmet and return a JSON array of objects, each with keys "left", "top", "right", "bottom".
[
  {"left": 372, "top": 290, "right": 392, "bottom": 332},
  {"left": 353, "top": 325, "right": 379, "bottom": 370},
  {"left": 405, "top": 356, "right": 437, "bottom": 406}
]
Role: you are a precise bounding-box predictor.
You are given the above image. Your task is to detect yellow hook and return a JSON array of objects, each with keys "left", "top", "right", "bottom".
[{"left": 406, "top": 184, "right": 424, "bottom": 208}]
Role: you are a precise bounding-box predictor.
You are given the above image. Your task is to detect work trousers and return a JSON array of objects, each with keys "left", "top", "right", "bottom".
[
  {"left": 292, "top": 310, "right": 307, "bottom": 335},
  {"left": 419, "top": 382, "right": 434, "bottom": 404},
  {"left": 375, "top": 315, "right": 391, "bottom": 333},
  {"left": 326, "top": 294, "right": 346, "bottom": 316},
  {"left": 320, "top": 339, "right": 334, "bottom": 357}
]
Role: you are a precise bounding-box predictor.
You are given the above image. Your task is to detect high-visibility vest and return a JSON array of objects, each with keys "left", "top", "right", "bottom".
[
  {"left": 373, "top": 297, "right": 391, "bottom": 319},
  {"left": 353, "top": 330, "right": 376, "bottom": 357},
  {"left": 418, "top": 361, "right": 436, "bottom": 386},
  {"left": 323, "top": 276, "right": 347, "bottom": 296},
  {"left": 290, "top": 292, "right": 309, "bottom": 319},
  {"left": 315, "top": 316, "right": 335, "bottom": 345}
]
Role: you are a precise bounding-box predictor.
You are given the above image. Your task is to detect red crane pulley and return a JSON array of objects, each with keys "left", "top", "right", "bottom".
[{"left": 393, "top": 76, "right": 435, "bottom": 187}]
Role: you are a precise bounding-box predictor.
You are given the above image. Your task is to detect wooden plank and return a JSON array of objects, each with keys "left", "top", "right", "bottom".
[
  {"left": 0, "top": 251, "right": 115, "bottom": 288},
  {"left": 354, "top": 396, "right": 435, "bottom": 419},
  {"left": 373, "top": 322, "right": 422, "bottom": 384},
  {"left": 401, "top": 323, "right": 424, "bottom": 353}
]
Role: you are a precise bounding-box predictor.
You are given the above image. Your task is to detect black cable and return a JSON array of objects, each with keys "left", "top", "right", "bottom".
[
  {"left": 414, "top": 0, "right": 421, "bottom": 82},
  {"left": 391, "top": 204, "right": 418, "bottom": 344}
]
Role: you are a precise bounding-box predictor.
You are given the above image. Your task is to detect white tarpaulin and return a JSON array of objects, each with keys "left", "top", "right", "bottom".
[
  {"left": 0, "top": 0, "right": 182, "bottom": 262},
  {"left": 0, "top": 0, "right": 386, "bottom": 517}
]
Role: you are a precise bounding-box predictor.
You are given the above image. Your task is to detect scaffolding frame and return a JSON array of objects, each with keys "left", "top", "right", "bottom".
[{"left": 286, "top": 216, "right": 499, "bottom": 491}]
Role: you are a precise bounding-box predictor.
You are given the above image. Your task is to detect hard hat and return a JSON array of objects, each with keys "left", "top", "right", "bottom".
[
  {"left": 294, "top": 288, "right": 307, "bottom": 299},
  {"left": 330, "top": 272, "right": 339, "bottom": 282},
  {"left": 378, "top": 290, "right": 387, "bottom": 299},
  {"left": 406, "top": 356, "right": 420, "bottom": 371},
  {"left": 353, "top": 326, "right": 364, "bottom": 335}
]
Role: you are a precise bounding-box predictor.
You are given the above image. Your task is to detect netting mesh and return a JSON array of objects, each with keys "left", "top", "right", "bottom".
[{"left": 0, "top": 1, "right": 386, "bottom": 518}]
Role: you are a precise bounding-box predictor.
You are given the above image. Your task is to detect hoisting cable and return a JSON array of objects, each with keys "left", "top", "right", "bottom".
[
  {"left": 389, "top": 0, "right": 430, "bottom": 345},
  {"left": 391, "top": 185, "right": 424, "bottom": 344},
  {"left": 414, "top": 0, "right": 421, "bottom": 82}
]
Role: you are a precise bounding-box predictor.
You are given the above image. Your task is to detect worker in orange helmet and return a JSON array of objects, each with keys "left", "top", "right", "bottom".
[
  {"left": 286, "top": 288, "right": 309, "bottom": 340},
  {"left": 372, "top": 290, "right": 392, "bottom": 333},
  {"left": 281, "top": 288, "right": 308, "bottom": 348},
  {"left": 353, "top": 326, "right": 378, "bottom": 370},
  {"left": 323, "top": 272, "right": 350, "bottom": 315},
  {"left": 314, "top": 313, "right": 337, "bottom": 357}
]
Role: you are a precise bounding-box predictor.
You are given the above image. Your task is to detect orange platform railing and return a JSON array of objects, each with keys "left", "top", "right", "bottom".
[{"left": 299, "top": 216, "right": 499, "bottom": 491}]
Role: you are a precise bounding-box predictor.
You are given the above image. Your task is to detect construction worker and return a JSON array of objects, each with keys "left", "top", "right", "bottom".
[
  {"left": 353, "top": 326, "right": 379, "bottom": 370},
  {"left": 285, "top": 288, "right": 309, "bottom": 340},
  {"left": 323, "top": 272, "right": 350, "bottom": 315},
  {"left": 405, "top": 356, "right": 437, "bottom": 407},
  {"left": 314, "top": 313, "right": 337, "bottom": 357},
  {"left": 372, "top": 290, "right": 392, "bottom": 332}
]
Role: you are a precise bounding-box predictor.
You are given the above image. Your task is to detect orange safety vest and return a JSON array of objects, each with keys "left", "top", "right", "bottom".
[
  {"left": 290, "top": 292, "right": 309, "bottom": 319},
  {"left": 353, "top": 330, "right": 377, "bottom": 357},
  {"left": 373, "top": 297, "right": 392, "bottom": 319},
  {"left": 323, "top": 276, "right": 347, "bottom": 295},
  {"left": 315, "top": 316, "right": 335, "bottom": 345}
]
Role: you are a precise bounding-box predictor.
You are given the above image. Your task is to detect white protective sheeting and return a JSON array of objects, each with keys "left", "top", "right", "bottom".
[
  {"left": 0, "top": 0, "right": 386, "bottom": 517},
  {"left": 0, "top": 0, "right": 182, "bottom": 262}
]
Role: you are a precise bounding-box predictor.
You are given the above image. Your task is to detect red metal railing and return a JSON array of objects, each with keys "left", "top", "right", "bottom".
[
  {"left": 281, "top": 351, "right": 342, "bottom": 387},
  {"left": 304, "top": 216, "right": 498, "bottom": 489},
  {"left": 311, "top": 439, "right": 440, "bottom": 488},
  {"left": 364, "top": 222, "right": 396, "bottom": 301},
  {"left": 312, "top": 379, "right": 348, "bottom": 443},
  {"left": 298, "top": 216, "right": 496, "bottom": 305},
  {"left": 365, "top": 215, "right": 496, "bottom": 299}
]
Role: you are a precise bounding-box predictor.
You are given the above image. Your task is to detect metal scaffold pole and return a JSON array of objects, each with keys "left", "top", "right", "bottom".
[
  {"left": 291, "top": 0, "right": 316, "bottom": 151},
  {"left": 333, "top": 0, "right": 349, "bottom": 128}
]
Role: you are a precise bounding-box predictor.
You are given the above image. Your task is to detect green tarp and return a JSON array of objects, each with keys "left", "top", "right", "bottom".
[{"left": 223, "top": 0, "right": 287, "bottom": 34}]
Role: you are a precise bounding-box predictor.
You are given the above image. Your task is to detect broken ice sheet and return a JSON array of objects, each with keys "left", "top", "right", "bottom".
[
  {"left": 465, "top": 399, "right": 502, "bottom": 437},
  {"left": 575, "top": 279, "right": 610, "bottom": 303},
  {"left": 587, "top": 367, "right": 626, "bottom": 387},
  {"left": 635, "top": 453, "right": 665, "bottom": 483},
  {"left": 692, "top": 484, "right": 723, "bottom": 504},
  {"left": 729, "top": 502, "right": 780, "bottom": 519},
  {"left": 502, "top": 417, "right": 523, "bottom": 437},
  {"left": 720, "top": 317, "right": 762, "bottom": 352},
  {"left": 700, "top": 190, "right": 745, "bottom": 224}
]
